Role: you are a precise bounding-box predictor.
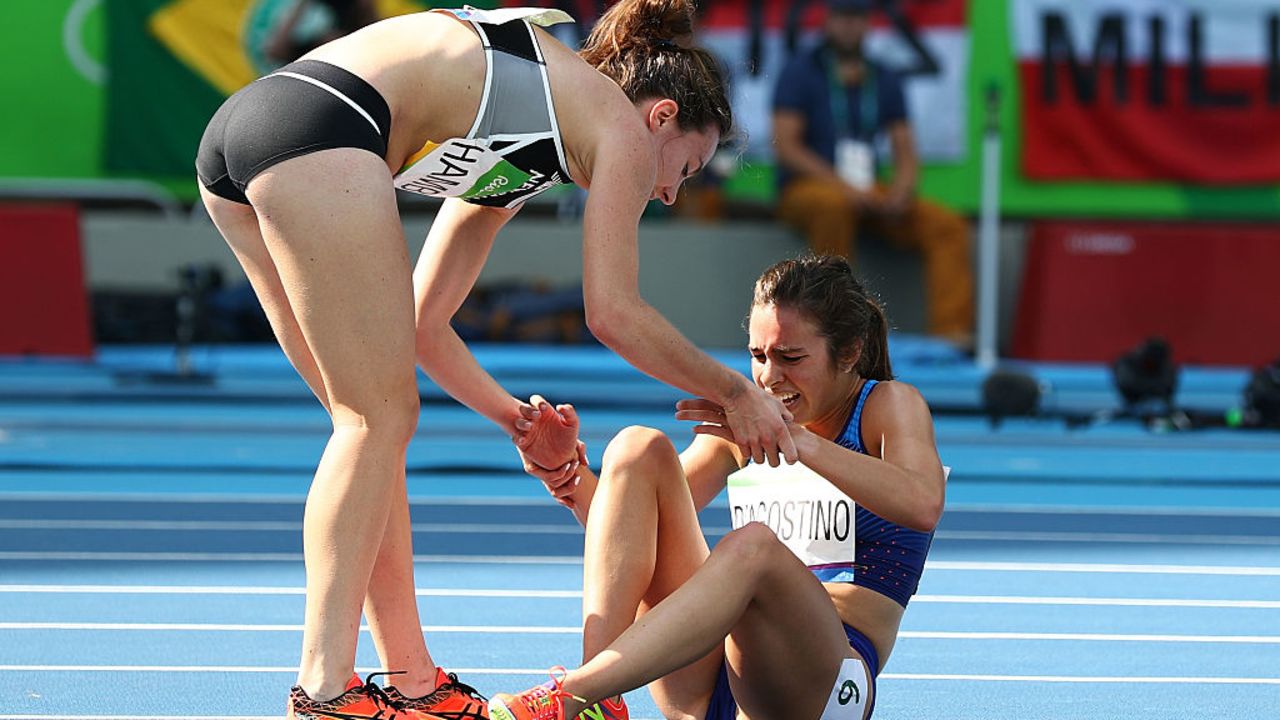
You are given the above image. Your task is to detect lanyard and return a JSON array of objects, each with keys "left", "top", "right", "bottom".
[{"left": 825, "top": 51, "right": 878, "bottom": 142}]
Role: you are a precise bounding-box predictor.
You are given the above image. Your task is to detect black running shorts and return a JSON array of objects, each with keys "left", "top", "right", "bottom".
[{"left": 195, "top": 59, "right": 392, "bottom": 205}]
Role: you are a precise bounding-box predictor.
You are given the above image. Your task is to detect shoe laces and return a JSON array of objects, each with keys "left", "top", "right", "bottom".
[
  {"left": 440, "top": 672, "right": 487, "bottom": 702},
  {"left": 361, "top": 671, "right": 406, "bottom": 711},
  {"left": 401, "top": 671, "right": 488, "bottom": 708},
  {"left": 515, "top": 667, "right": 585, "bottom": 720}
]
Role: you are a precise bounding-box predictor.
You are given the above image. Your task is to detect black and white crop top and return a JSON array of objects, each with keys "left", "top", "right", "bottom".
[{"left": 393, "top": 6, "right": 574, "bottom": 208}]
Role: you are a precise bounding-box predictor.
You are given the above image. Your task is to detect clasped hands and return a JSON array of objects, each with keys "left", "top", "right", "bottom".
[{"left": 511, "top": 385, "right": 802, "bottom": 506}]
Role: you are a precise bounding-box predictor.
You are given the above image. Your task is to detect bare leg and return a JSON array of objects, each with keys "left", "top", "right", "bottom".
[
  {"left": 581, "top": 427, "right": 723, "bottom": 718},
  {"left": 226, "top": 149, "right": 421, "bottom": 700},
  {"left": 562, "top": 523, "right": 856, "bottom": 720},
  {"left": 363, "top": 475, "right": 439, "bottom": 695},
  {"left": 202, "top": 184, "right": 441, "bottom": 698},
  {"left": 582, "top": 427, "right": 709, "bottom": 653}
]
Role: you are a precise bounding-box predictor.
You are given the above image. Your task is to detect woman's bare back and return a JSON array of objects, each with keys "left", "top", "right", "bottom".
[{"left": 299, "top": 11, "right": 642, "bottom": 188}]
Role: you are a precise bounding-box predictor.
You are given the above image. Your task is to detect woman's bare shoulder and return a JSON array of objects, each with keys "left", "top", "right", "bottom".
[
  {"left": 544, "top": 52, "right": 649, "bottom": 186},
  {"left": 865, "top": 380, "right": 934, "bottom": 424}
]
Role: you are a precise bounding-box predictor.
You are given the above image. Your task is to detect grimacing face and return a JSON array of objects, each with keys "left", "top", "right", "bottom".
[{"left": 748, "top": 303, "right": 859, "bottom": 435}]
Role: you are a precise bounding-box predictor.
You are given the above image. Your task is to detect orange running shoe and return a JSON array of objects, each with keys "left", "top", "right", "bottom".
[
  {"left": 287, "top": 672, "right": 408, "bottom": 720},
  {"left": 385, "top": 667, "right": 489, "bottom": 720},
  {"left": 488, "top": 668, "right": 628, "bottom": 720}
]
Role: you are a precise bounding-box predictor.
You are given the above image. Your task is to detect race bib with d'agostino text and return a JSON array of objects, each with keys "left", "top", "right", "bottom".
[{"left": 726, "top": 460, "right": 855, "bottom": 576}]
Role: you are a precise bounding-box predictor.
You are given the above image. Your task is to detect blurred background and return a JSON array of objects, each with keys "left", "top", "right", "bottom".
[{"left": 2, "top": 2, "right": 1279, "bottom": 717}]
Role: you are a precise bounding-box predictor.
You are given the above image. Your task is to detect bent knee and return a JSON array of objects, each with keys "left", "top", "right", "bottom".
[
  {"left": 599, "top": 427, "right": 684, "bottom": 494},
  {"left": 330, "top": 387, "right": 420, "bottom": 444},
  {"left": 602, "top": 425, "right": 679, "bottom": 470},
  {"left": 714, "top": 522, "right": 785, "bottom": 568}
]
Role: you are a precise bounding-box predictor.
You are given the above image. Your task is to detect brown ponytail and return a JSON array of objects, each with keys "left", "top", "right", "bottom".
[
  {"left": 752, "top": 253, "right": 894, "bottom": 381},
  {"left": 859, "top": 294, "right": 892, "bottom": 380},
  {"left": 579, "top": 0, "right": 733, "bottom": 137}
]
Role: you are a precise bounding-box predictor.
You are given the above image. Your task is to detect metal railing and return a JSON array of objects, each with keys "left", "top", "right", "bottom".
[{"left": 0, "top": 177, "right": 185, "bottom": 220}]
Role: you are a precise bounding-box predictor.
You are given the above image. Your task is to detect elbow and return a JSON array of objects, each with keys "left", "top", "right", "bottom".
[
  {"left": 911, "top": 487, "right": 945, "bottom": 533},
  {"left": 584, "top": 298, "right": 623, "bottom": 347}
]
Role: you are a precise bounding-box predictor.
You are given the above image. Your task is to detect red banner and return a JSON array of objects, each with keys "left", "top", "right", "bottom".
[
  {"left": 1013, "top": 220, "right": 1280, "bottom": 366},
  {"left": 1015, "top": 0, "right": 1280, "bottom": 184},
  {"left": 0, "top": 204, "right": 94, "bottom": 358}
]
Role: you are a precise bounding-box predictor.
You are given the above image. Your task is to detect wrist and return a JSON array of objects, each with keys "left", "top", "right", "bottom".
[
  {"left": 795, "top": 426, "right": 821, "bottom": 460},
  {"left": 496, "top": 398, "right": 525, "bottom": 432},
  {"left": 716, "top": 373, "right": 753, "bottom": 409}
]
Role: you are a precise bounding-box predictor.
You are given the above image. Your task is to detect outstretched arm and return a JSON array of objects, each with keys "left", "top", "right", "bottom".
[
  {"left": 580, "top": 134, "right": 796, "bottom": 467},
  {"left": 413, "top": 199, "right": 572, "bottom": 468}
]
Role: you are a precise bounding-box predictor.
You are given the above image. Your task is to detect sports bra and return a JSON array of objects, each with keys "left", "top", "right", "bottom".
[{"left": 393, "top": 6, "right": 575, "bottom": 208}]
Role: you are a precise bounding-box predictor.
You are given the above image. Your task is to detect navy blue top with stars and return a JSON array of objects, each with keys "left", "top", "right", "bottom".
[{"left": 831, "top": 379, "right": 934, "bottom": 608}]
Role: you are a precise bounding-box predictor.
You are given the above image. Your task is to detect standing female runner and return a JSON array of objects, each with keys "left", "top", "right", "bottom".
[{"left": 195, "top": 2, "right": 793, "bottom": 717}]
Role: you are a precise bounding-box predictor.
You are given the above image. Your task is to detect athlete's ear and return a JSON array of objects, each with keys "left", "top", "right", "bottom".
[{"left": 648, "top": 98, "right": 680, "bottom": 130}]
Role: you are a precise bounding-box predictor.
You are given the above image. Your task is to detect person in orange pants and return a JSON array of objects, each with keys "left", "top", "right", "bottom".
[{"left": 772, "top": 0, "right": 973, "bottom": 345}]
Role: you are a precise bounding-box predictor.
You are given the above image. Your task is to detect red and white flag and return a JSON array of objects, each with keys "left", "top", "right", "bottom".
[{"left": 1015, "top": 0, "right": 1280, "bottom": 184}]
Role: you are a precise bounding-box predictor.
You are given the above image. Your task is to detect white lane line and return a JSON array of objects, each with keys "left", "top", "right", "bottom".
[
  {"left": 0, "top": 665, "right": 536, "bottom": 674},
  {"left": 6, "top": 491, "right": 1280, "bottom": 518},
  {"left": 0, "top": 553, "right": 583, "bottom": 564},
  {"left": 0, "top": 713, "right": 675, "bottom": 719},
  {"left": 0, "top": 584, "right": 580, "bottom": 598},
  {"left": 4, "top": 520, "right": 1277, "bottom": 546},
  {"left": 895, "top": 631, "right": 1280, "bottom": 643},
  {"left": 0, "top": 552, "right": 308, "bottom": 562},
  {"left": 5, "top": 491, "right": 1280, "bottom": 520},
  {"left": 3, "top": 554, "right": 1279, "bottom": 575},
  {"left": 944, "top": 504, "right": 1280, "bottom": 518},
  {"left": 926, "top": 561, "right": 1280, "bottom": 576},
  {"left": 0, "top": 623, "right": 579, "bottom": 633},
  {"left": 880, "top": 674, "right": 1280, "bottom": 685},
  {"left": 914, "top": 594, "right": 1280, "bottom": 609},
  {"left": 0, "top": 520, "right": 583, "bottom": 534},
  {"left": 932, "top": 531, "right": 1280, "bottom": 546},
  {"left": 2, "top": 623, "right": 1277, "bottom": 644},
  {"left": 0, "top": 492, "right": 557, "bottom": 507},
  {"left": 4, "top": 586, "right": 1279, "bottom": 609},
  {"left": 0, "top": 666, "right": 1276, "bottom": 685}
]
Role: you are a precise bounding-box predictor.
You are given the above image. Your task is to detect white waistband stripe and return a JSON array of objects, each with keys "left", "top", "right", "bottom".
[{"left": 270, "top": 71, "right": 381, "bottom": 137}]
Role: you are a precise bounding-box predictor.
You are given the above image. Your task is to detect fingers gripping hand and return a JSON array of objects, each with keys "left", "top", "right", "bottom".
[
  {"left": 677, "top": 397, "right": 732, "bottom": 440},
  {"left": 519, "top": 443, "right": 581, "bottom": 509},
  {"left": 722, "top": 387, "right": 797, "bottom": 467},
  {"left": 513, "top": 395, "right": 580, "bottom": 470}
]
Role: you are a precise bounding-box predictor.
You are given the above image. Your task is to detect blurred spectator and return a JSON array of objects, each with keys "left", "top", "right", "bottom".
[
  {"left": 771, "top": 0, "right": 973, "bottom": 346},
  {"left": 263, "top": 0, "right": 378, "bottom": 66}
]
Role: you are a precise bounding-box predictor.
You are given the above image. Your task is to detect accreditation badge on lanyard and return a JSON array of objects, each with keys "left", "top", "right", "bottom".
[
  {"left": 726, "top": 461, "right": 856, "bottom": 572},
  {"left": 836, "top": 139, "right": 875, "bottom": 191},
  {"left": 829, "top": 55, "right": 878, "bottom": 192}
]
